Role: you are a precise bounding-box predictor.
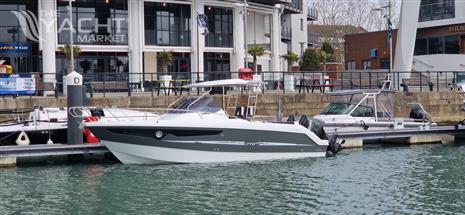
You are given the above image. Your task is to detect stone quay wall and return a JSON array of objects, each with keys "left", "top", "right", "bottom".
[{"left": 0, "top": 91, "right": 464, "bottom": 124}]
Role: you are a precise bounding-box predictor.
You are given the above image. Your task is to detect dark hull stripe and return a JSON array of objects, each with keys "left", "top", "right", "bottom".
[
  {"left": 90, "top": 126, "right": 328, "bottom": 153},
  {"left": 103, "top": 140, "right": 328, "bottom": 153}
]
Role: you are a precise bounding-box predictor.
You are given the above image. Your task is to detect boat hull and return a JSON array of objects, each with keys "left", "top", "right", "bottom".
[
  {"left": 89, "top": 123, "right": 328, "bottom": 164},
  {"left": 0, "top": 128, "right": 68, "bottom": 145},
  {"left": 103, "top": 140, "right": 327, "bottom": 164}
]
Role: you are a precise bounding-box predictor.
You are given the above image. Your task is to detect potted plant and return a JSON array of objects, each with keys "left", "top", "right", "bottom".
[
  {"left": 157, "top": 50, "right": 173, "bottom": 75},
  {"left": 281, "top": 52, "right": 299, "bottom": 92},
  {"left": 281, "top": 52, "right": 299, "bottom": 71},
  {"left": 157, "top": 50, "right": 174, "bottom": 86},
  {"left": 59, "top": 44, "right": 81, "bottom": 74},
  {"left": 248, "top": 45, "right": 266, "bottom": 72},
  {"left": 319, "top": 50, "right": 333, "bottom": 72}
]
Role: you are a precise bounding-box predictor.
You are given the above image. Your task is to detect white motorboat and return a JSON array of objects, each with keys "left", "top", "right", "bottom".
[
  {"left": 313, "top": 87, "right": 437, "bottom": 134},
  {"left": 0, "top": 107, "right": 160, "bottom": 145},
  {"left": 86, "top": 79, "right": 338, "bottom": 165}
]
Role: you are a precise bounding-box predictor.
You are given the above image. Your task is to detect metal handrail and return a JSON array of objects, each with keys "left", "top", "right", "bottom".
[{"left": 20, "top": 70, "right": 465, "bottom": 97}]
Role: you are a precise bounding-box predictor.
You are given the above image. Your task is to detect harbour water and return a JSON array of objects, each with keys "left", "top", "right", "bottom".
[{"left": 1, "top": 143, "right": 465, "bottom": 214}]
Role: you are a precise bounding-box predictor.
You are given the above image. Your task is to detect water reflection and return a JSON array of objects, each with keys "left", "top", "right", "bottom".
[{"left": 1, "top": 144, "right": 465, "bottom": 214}]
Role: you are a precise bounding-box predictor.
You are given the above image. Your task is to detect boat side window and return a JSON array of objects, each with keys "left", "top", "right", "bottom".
[{"left": 350, "top": 105, "right": 374, "bottom": 117}]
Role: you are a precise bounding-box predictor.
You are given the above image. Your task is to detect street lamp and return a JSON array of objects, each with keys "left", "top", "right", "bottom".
[
  {"left": 373, "top": 0, "right": 392, "bottom": 80},
  {"left": 59, "top": 0, "right": 76, "bottom": 73},
  {"left": 235, "top": 1, "right": 249, "bottom": 68},
  {"left": 243, "top": 0, "right": 248, "bottom": 68}
]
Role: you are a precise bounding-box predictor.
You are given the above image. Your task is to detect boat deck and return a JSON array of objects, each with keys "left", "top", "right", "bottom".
[
  {"left": 0, "top": 144, "right": 108, "bottom": 158},
  {"left": 336, "top": 125, "right": 465, "bottom": 140}
]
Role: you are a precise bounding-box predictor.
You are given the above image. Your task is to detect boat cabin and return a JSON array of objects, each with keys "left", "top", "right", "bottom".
[
  {"left": 318, "top": 89, "right": 396, "bottom": 121},
  {"left": 169, "top": 79, "right": 262, "bottom": 119}
]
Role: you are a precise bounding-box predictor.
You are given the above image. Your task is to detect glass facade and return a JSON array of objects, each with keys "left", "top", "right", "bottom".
[
  {"left": 169, "top": 53, "right": 191, "bottom": 80},
  {"left": 57, "top": 0, "right": 128, "bottom": 45},
  {"left": 414, "top": 35, "right": 460, "bottom": 55},
  {"left": 205, "top": 6, "right": 233, "bottom": 48},
  {"left": 145, "top": 2, "right": 191, "bottom": 46},
  {"left": 0, "top": 1, "right": 36, "bottom": 43},
  {"left": 0, "top": 0, "right": 40, "bottom": 73},
  {"left": 419, "top": 0, "right": 455, "bottom": 22},
  {"left": 204, "top": 53, "right": 230, "bottom": 81},
  {"left": 56, "top": 54, "right": 129, "bottom": 83}
]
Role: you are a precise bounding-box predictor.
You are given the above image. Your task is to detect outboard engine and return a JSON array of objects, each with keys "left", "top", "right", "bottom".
[
  {"left": 300, "top": 115, "right": 344, "bottom": 154},
  {"left": 327, "top": 135, "right": 344, "bottom": 155},
  {"left": 409, "top": 105, "right": 426, "bottom": 121}
]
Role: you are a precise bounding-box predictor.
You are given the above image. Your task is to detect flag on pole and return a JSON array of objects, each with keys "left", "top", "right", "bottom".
[{"left": 197, "top": 14, "right": 209, "bottom": 35}]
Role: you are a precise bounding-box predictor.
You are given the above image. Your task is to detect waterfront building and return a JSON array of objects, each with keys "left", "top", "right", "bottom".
[
  {"left": 345, "top": 0, "right": 465, "bottom": 72},
  {"left": 0, "top": 0, "right": 315, "bottom": 92}
]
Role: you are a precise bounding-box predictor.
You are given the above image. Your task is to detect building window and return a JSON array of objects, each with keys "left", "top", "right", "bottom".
[
  {"left": 362, "top": 60, "right": 371, "bottom": 70},
  {"left": 380, "top": 58, "right": 390, "bottom": 69},
  {"left": 346, "top": 61, "right": 356, "bottom": 70},
  {"left": 145, "top": 2, "right": 191, "bottom": 46},
  {"left": 57, "top": 0, "right": 128, "bottom": 45},
  {"left": 444, "top": 35, "right": 460, "bottom": 54},
  {"left": 204, "top": 52, "right": 230, "bottom": 81},
  {"left": 0, "top": 7, "right": 26, "bottom": 42},
  {"left": 300, "top": 19, "right": 303, "bottom": 31},
  {"left": 0, "top": 1, "right": 40, "bottom": 74},
  {"left": 419, "top": 0, "right": 455, "bottom": 22},
  {"left": 414, "top": 38, "right": 428, "bottom": 55},
  {"left": 169, "top": 53, "right": 191, "bottom": 80},
  {"left": 428, "top": 36, "right": 444, "bottom": 54},
  {"left": 415, "top": 35, "right": 460, "bottom": 55},
  {"left": 205, "top": 6, "right": 233, "bottom": 48},
  {"left": 56, "top": 54, "right": 129, "bottom": 82}
]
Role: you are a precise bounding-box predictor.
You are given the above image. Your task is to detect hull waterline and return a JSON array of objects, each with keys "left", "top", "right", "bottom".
[{"left": 103, "top": 140, "right": 327, "bottom": 164}]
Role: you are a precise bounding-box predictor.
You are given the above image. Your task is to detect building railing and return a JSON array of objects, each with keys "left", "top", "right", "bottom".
[
  {"left": 307, "top": 33, "right": 320, "bottom": 45},
  {"left": 419, "top": 1, "right": 455, "bottom": 22},
  {"left": 281, "top": 27, "right": 292, "bottom": 40},
  {"left": 307, "top": 7, "right": 318, "bottom": 21},
  {"left": 288, "top": 0, "right": 303, "bottom": 11},
  {"left": 11, "top": 70, "right": 465, "bottom": 97}
]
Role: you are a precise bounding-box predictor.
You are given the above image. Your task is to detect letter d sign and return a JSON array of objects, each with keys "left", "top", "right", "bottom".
[{"left": 66, "top": 71, "right": 83, "bottom": 86}]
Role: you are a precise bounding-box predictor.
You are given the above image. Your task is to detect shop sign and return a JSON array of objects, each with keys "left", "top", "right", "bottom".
[
  {"left": 0, "top": 74, "right": 35, "bottom": 95},
  {"left": 449, "top": 25, "right": 465, "bottom": 33},
  {"left": 0, "top": 43, "right": 31, "bottom": 54}
]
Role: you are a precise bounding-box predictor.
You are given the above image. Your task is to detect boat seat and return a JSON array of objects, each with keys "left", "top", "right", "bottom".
[
  {"left": 298, "top": 115, "right": 310, "bottom": 129},
  {"left": 287, "top": 115, "right": 295, "bottom": 122}
]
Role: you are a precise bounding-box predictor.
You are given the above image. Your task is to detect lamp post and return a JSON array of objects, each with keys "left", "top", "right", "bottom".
[
  {"left": 243, "top": 0, "right": 248, "bottom": 68},
  {"left": 68, "top": 0, "right": 75, "bottom": 73},
  {"left": 63, "top": 0, "right": 83, "bottom": 146},
  {"left": 373, "top": 0, "right": 392, "bottom": 79}
]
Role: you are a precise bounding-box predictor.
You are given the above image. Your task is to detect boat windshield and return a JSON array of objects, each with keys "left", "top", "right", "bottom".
[
  {"left": 320, "top": 91, "right": 394, "bottom": 118},
  {"left": 171, "top": 96, "right": 222, "bottom": 113},
  {"left": 320, "top": 103, "right": 354, "bottom": 115}
]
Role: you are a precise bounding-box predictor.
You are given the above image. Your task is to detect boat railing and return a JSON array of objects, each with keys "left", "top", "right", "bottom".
[{"left": 68, "top": 106, "right": 230, "bottom": 121}]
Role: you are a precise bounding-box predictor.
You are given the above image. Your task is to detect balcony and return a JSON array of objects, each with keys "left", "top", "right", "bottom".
[
  {"left": 247, "top": 43, "right": 271, "bottom": 52},
  {"left": 419, "top": 1, "right": 455, "bottom": 22},
  {"left": 250, "top": 0, "right": 291, "bottom": 6},
  {"left": 307, "top": 33, "right": 320, "bottom": 46},
  {"left": 307, "top": 7, "right": 318, "bottom": 21},
  {"left": 281, "top": 27, "right": 292, "bottom": 41},
  {"left": 283, "top": 0, "right": 303, "bottom": 14}
]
